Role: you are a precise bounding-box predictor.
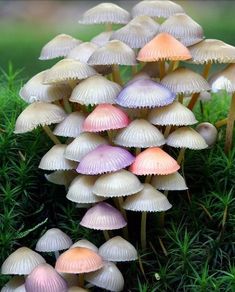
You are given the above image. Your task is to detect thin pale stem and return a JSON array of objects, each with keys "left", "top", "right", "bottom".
[
  {"left": 141, "top": 211, "right": 147, "bottom": 250},
  {"left": 117, "top": 197, "right": 129, "bottom": 240},
  {"left": 112, "top": 64, "right": 122, "bottom": 85},
  {"left": 177, "top": 148, "right": 186, "bottom": 165},
  {"left": 78, "top": 273, "right": 84, "bottom": 287},
  {"left": 225, "top": 93, "right": 235, "bottom": 153},
  {"left": 135, "top": 148, "right": 141, "bottom": 155},
  {"left": 159, "top": 61, "right": 165, "bottom": 80},
  {"left": 54, "top": 250, "right": 60, "bottom": 260},
  {"left": 215, "top": 118, "right": 228, "bottom": 128},
  {"left": 178, "top": 93, "right": 184, "bottom": 104},
  {"left": 145, "top": 175, "right": 152, "bottom": 183},
  {"left": 63, "top": 96, "right": 72, "bottom": 113},
  {"left": 43, "top": 125, "right": 61, "bottom": 144},
  {"left": 103, "top": 230, "right": 110, "bottom": 241},
  {"left": 158, "top": 190, "right": 169, "bottom": 228},
  {"left": 164, "top": 125, "right": 171, "bottom": 138}
]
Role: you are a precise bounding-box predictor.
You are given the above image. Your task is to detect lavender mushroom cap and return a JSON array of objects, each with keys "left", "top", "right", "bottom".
[
  {"left": 76, "top": 145, "right": 135, "bottom": 175},
  {"left": 115, "top": 79, "right": 175, "bottom": 108}
]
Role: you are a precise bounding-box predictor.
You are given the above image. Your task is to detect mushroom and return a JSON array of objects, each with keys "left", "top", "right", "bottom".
[
  {"left": 66, "top": 42, "right": 98, "bottom": 62},
  {"left": 76, "top": 145, "right": 135, "bottom": 175},
  {"left": 91, "top": 31, "right": 113, "bottom": 47},
  {"left": 25, "top": 263, "right": 68, "bottom": 292},
  {"left": 196, "top": 122, "right": 218, "bottom": 147},
  {"left": 151, "top": 172, "right": 188, "bottom": 191},
  {"left": 70, "top": 239, "right": 98, "bottom": 253},
  {"left": 36, "top": 228, "right": 73, "bottom": 259},
  {"left": 45, "top": 170, "right": 77, "bottom": 187}
]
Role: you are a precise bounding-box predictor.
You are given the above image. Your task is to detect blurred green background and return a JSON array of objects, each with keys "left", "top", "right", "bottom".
[{"left": 0, "top": 0, "right": 235, "bottom": 79}]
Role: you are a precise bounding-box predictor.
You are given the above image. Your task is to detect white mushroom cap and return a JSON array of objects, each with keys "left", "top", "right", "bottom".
[
  {"left": 66, "top": 42, "right": 98, "bottom": 62},
  {"left": 53, "top": 112, "right": 86, "bottom": 138},
  {"left": 1, "top": 247, "right": 46, "bottom": 275},
  {"left": 99, "top": 236, "right": 138, "bottom": 262},
  {"left": 196, "top": 122, "right": 218, "bottom": 147},
  {"left": 1, "top": 276, "right": 25, "bottom": 292},
  {"left": 209, "top": 64, "right": 235, "bottom": 93},
  {"left": 167, "top": 127, "right": 208, "bottom": 149},
  {"left": 151, "top": 172, "right": 188, "bottom": 191},
  {"left": 85, "top": 262, "right": 124, "bottom": 292},
  {"left": 39, "top": 34, "right": 82, "bottom": 60},
  {"left": 91, "top": 31, "right": 113, "bottom": 47},
  {"left": 39, "top": 145, "right": 77, "bottom": 171},
  {"left": 45, "top": 170, "right": 77, "bottom": 186},
  {"left": 70, "top": 239, "right": 98, "bottom": 253},
  {"left": 36, "top": 228, "right": 72, "bottom": 252},
  {"left": 14, "top": 102, "right": 66, "bottom": 134}
]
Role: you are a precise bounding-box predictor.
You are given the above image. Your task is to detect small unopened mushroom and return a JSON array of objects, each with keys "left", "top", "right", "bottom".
[
  {"left": 36, "top": 228, "right": 72, "bottom": 259},
  {"left": 151, "top": 172, "right": 188, "bottom": 191},
  {"left": 70, "top": 239, "right": 98, "bottom": 253},
  {"left": 196, "top": 122, "right": 218, "bottom": 147}
]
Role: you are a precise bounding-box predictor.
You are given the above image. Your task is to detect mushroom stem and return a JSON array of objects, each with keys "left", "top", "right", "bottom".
[
  {"left": 103, "top": 230, "right": 110, "bottom": 241},
  {"left": 167, "top": 60, "right": 179, "bottom": 73},
  {"left": 117, "top": 197, "right": 129, "bottom": 240},
  {"left": 43, "top": 125, "right": 61, "bottom": 144},
  {"left": 159, "top": 61, "right": 165, "bottom": 80},
  {"left": 164, "top": 125, "right": 171, "bottom": 138},
  {"left": 141, "top": 211, "right": 147, "bottom": 250},
  {"left": 63, "top": 96, "right": 72, "bottom": 113},
  {"left": 78, "top": 273, "right": 84, "bottom": 287},
  {"left": 112, "top": 64, "right": 122, "bottom": 85},
  {"left": 215, "top": 118, "right": 228, "bottom": 128},
  {"left": 136, "top": 148, "right": 141, "bottom": 155},
  {"left": 145, "top": 175, "right": 152, "bottom": 183},
  {"left": 54, "top": 250, "right": 60, "bottom": 259},
  {"left": 178, "top": 93, "right": 184, "bottom": 104},
  {"left": 177, "top": 148, "right": 186, "bottom": 165},
  {"left": 158, "top": 190, "right": 169, "bottom": 228},
  {"left": 225, "top": 93, "right": 235, "bottom": 153}
]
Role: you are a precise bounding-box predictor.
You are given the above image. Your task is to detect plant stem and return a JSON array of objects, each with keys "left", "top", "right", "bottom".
[
  {"left": 78, "top": 273, "right": 84, "bottom": 287},
  {"left": 141, "top": 211, "right": 147, "bottom": 250},
  {"left": 112, "top": 64, "right": 122, "bottom": 85},
  {"left": 177, "top": 148, "right": 186, "bottom": 165},
  {"left": 159, "top": 61, "right": 165, "bottom": 80},
  {"left": 225, "top": 93, "right": 235, "bottom": 153},
  {"left": 43, "top": 125, "right": 61, "bottom": 144},
  {"left": 103, "top": 230, "right": 110, "bottom": 241},
  {"left": 215, "top": 118, "right": 228, "bottom": 128}
]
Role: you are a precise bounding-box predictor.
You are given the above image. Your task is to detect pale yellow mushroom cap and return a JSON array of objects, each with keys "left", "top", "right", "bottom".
[{"left": 70, "top": 239, "right": 98, "bottom": 253}]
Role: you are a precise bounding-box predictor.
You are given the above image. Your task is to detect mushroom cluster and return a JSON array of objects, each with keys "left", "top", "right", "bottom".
[{"left": 3, "top": 0, "right": 235, "bottom": 290}]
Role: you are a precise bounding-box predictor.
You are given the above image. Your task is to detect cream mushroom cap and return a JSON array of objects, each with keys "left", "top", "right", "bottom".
[
  {"left": 196, "top": 122, "right": 218, "bottom": 147},
  {"left": 151, "top": 172, "right": 188, "bottom": 191},
  {"left": 70, "top": 239, "right": 98, "bottom": 253},
  {"left": 45, "top": 170, "right": 77, "bottom": 186},
  {"left": 66, "top": 42, "right": 98, "bottom": 62},
  {"left": 91, "top": 31, "right": 113, "bottom": 47},
  {"left": 209, "top": 64, "right": 235, "bottom": 93}
]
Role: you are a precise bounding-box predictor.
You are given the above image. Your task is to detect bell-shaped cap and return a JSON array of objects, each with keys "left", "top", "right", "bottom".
[
  {"left": 39, "top": 34, "right": 81, "bottom": 60},
  {"left": 70, "top": 240, "right": 98, "bottom": 253},
  {"left": 116, "top": 79, "right": 175, "bottom": 108},
  {"left": 45, "top": 170, "right": 77, "bottom": 186},
  {"left": 70, "top": 75, "right": 121, "bottom": 106},
  {"left": 196, "top": 122, "right": 218, "bottom": 147},
  {"left": 66, "top": 42, "right": 98, "bottom": 62},
  {"left": 209, "top": 64, "right": 235, "bottom": 93},
  {"left": 111, "top": 16, "right": 159, "bottom": 49},
  {"left": 91, "top": 31, "right": 113, "bottom": 47},
  {"left": 132, "top": 0, "right": 184, "bottom": 18},
  {"left": 79, "top": 3, "right": 130, "bottom": 24},
  {"left": 130, "top": 147, "right": 180, "bottom": 175},
  {"left": 167, "top": 127, "right": 208, "bottom": 149},
  {"left": 114, "top": 119, "right": 165, "bottom": 148},
  {"left": 148, "top": 101, "right": 197, "bottom": 126},
  {"left": 93, "top": 170, "right": 143, "bottom": 198},
  {"left": 25, "top": 264, "right": 68, "bottom": 292},
  {"left": 77, "top": 145, "right": 135, "bottom": 175},
  {"left": 53, "top": 112, "right": 86, "bottom": 138},
  {"left": 67, "top": 175, "right": 104, "bottom": 204},
  {"left": 35, "top": 228, "right": 72, "bottom": 252},
  {"left": 43, "top": 59, "right": 97, "bottom": 84},
  {"left": 88, "top": 40, "right": 136, "bottom": 66},
  {"left": 19, "top": 70, "right": 72, "bottom": 103},
  {"left": 99, "top": 236, "right": 138, "bottom": 262},
  {"left": 83, "top": 104, "right": 129, "bottom": 132},
  {"left": 85, "top": 262, "right": 124, "bottom": 292},
  {"left": 65, "top": 132, "right": 108, "bottom": 162},
  {"left": 1, "top": 247, "right": 46, "bottom": 275},
  {"left": 55, "top": 247, "right": 103, "bottom": 274},
  {"left": 159, "top": 13, "right": 204, "bottom": 46},
  {"left": 1, "top": 276, "right": 25, "bottom": 292},
  {"left": 39, "top": 145, "right": 77, "bottom": 171},
  {"left": 137, "top": 33, "right": 191, "bottom": 62},
  {"left": 123, "top": 183, "right": 172, "bottom": 212},
  {"left": 161, "top": 67, "right": 210, "bottom": 95},
  {"left": 14, "top": 102, "right": 66, "bottom": 134},
  {"left": 189, "top": 39, "right": 235, "bottom": 64},
  {"left": 151, "top": 172, "right": 188, "bottom": 190},
  {"left": 80, "top": 202, "right": 127, "bottom": 230}
]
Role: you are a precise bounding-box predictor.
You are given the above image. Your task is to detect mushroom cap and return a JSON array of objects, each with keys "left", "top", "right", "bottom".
[
  {"left": 85, "top": 262, "right": 124, "bottom": 292},
  {"left": 115, "top": 79, "right": 175, "bottom": 108},
  {"left": 209, "top": 64, "right": 235, "bottom": 93},
  {"left": 137, "top": 32, "right": 192, "bottom": 62},
  {"left": 64, "top": 132, "right": 108, "bottom": 162},
  {"left": 161, "top": 67, "right": 210, "bottom": 95},
  {"left": 199, "top": 91, "right": 211, "bottom": 102},
  {"left": 130, "top": 147, "right": 180, "bottom": 175},
  {"left": 148, "top": 101, "right": 197, "bottom": 126},
  {"left": 93, "top": 169, "right": 143, "bottom": 198},
  {"left": 111, "top": 16, "right": 159, "bottom": 49},
  {"left": 159, "top": 13, "right": 204, "bottom": 46},
  {"left": 53, "top": 112, "right": 86, "bottom": 138},
  {"left": 132, "top": 0, "right": 184, "bottom": 18},
  {"left": 99, "top": 236, "right": 138, "bottom": 262},
  {"left": 1, "top": 276, "right": 25, "bottom": 292},
  {"left": 91, "top": 31, "right": 113, "bottom": 47},
  {"left": 67, "top": 175, "right": 104, "bottom": 204},
  {"left": 14, "top": 102, "right": 66, "bottom": 134},
  {"left": 80, "top": 202, "right": 127, "bottom": 230},
  {"left": 45, "top": 170, "right": 77, "bottom": 186},
  {"left": 39, "top": 145, "right": 77, "bottom": 171},
  {"left": 76, "top": 145, "right": 135, "bottom": 175},
  {"left": 196, "top": 122, "right": 218, "bottom": 147},
  {"left": 79, "top": 3, "right": 130, "bottom": 24},
  {"left": 189, "top": 39, "right": 235, "bottom": 64},
  {"left": 55, "top": 247, "right": 103, "bottom": 274},
  {"left": 88, "top": 40, "right": 136, "bottom": 66},
  {"left": 43, "top": 59, "right": 97, "bottom": 84},
  {"left": 5, "top": 284, "right": 26, "bottom": 292},
  {"left": 123, "top": 183, "right": 172, "bottom": 212},
  {"left": 35, "top": 228, "right": 72, "bottom": 252},
  {"left": 19, "top": 70, "right": 72, "bottom": 103},
  {"left": 39, "top": 34, "right": 81, "bottom": 60},
  {"left": 114, "top": 119, "right": 165, "bottom": 148},
  {"left": 25, "top": 264, "right": 68, "bottom": 292},
  {"left": 83, "top": 104, "right": 129, "bottom": 132},
  {"left": 68, "top": 287, "right": 88, "bottom": 292},
  {"left": 70, "top": 75, "right": 121, "bottom": 106},
  {"left": 70, "top": 239, "right": 98, "bottom": 253},
  {"left": 1, "top": 247, "right": 46, "bottom": 275},
  {"left": 151, "top": 172, "right": 188, "bottom": 190},
  {"left": 167, "top": 127, "right": 208, "bottom": 149},
  {"left": 66, "top": 42, "right": 98, "bottom": 62}
]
